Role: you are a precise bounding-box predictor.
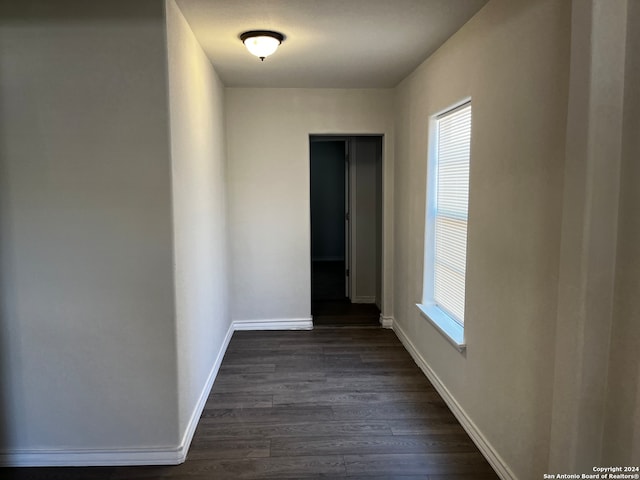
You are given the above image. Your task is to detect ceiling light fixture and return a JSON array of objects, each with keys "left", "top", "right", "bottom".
[{"left": 240, "top": 30, "right": 285, "bottom": 61}]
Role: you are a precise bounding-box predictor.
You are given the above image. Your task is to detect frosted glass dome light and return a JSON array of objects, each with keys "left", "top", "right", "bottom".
[{"left": 240, "top": 30, "right": 285, "bottom": 61}]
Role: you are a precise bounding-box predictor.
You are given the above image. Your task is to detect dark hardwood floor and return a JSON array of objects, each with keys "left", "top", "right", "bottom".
[
  {"left": 312, "top": 300, "right": 381, "bottom": 326},
  {"left": 2, "top": 328, "right": 498, "bottom": 479}
]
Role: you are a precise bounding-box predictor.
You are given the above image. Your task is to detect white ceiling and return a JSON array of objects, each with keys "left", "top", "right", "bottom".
[{"left": 175, "top": 0, "right": 489, "bottom": 88}]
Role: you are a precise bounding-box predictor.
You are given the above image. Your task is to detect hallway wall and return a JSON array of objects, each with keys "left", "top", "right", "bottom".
[
  {"left": 165, "top": 0, "right": 231, "bottom": 447},
  {"left": 603, "top": 0, "right": 640, "bottom": 464},
  {"left": 392, "top": 0, "right": 571, "bottom": 477},
  {"left": 225, "top": 88, "right": 394, "bottom": 324},
  {"left": 0, "top": 0, "right": 179, "bottom": 458}
]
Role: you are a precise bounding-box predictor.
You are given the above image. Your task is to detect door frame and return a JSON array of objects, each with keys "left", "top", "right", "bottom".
[
  {"left": 344, "top": 140, "right": 351, "bottom": 298},
  {"left": 309, "top": 134, "right": 383, "bottom": 309}
]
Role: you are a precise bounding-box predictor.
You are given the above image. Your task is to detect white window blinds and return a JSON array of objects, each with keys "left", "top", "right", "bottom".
[{"left": 433, "top": 103, "right": 471, "bottom": 325}]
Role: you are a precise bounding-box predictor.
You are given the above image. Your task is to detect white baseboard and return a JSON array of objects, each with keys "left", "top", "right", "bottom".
[
  {"left": 0, "top": 322, "right": 237, "bottom": 468},
  {"left": 232, "top": 318, "right": 313, "bottom": 330},
  {"left": 392, "top": 320, "right": 516, "bottom": 480},
  {"left": 380, "top": 315, "right": 394, "bottom": 328},
  {"left": 0, "top": 446, "right": 185, "bottom": 467},
  {"left": 1, "top": 317, "right": 315, "bottom": 467},
  {"left": 351, "top": 296, "right": 376, "bottom": 304},
  {"left": 177, "top": 320, "right": 235, "bottom": 461}
]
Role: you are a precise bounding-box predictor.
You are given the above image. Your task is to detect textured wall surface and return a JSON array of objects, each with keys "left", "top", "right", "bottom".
[
  {"left": 0, "top": 0, "right": 178, "bottom": 451},
  {"left": 165, "top": 0, "right": 231, "bottom": 442},
  {"left": 393, "top": 0, "right": 570, "bottom": 476},
  {"left": 225, "top": 88, "right": 393, "bottom": 322}
]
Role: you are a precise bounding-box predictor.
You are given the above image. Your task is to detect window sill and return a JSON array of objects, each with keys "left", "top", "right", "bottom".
[{"left": 416, "top": 303, "right": 466, "bottom": 353}]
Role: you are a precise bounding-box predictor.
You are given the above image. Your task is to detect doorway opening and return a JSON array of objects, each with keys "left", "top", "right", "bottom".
[{"left": 310, "top": 135, "right": 383, "bottom": 326}]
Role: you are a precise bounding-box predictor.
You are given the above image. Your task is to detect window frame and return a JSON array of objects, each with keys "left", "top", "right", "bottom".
[{"left": 417, "top": 98, "right": 471, "bottom": 353}]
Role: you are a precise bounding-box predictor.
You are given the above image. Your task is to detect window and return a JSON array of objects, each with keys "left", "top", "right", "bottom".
[{"left": 418, "top": 100, "right": 471, "bottom": 352}]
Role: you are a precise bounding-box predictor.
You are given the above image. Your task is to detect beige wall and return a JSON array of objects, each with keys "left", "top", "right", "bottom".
[
  {"left": 392, "top": 0, "right": 571, "bottom": 477},
  {"left": 351, "top": 137, "right": 382, "bottom": 304},
  {"left": 548, "top": 0, "right": 629, "bottom": 471},
  {"left": 0, "top": 0, "right": 179, "bottom": 453},
  {"left": 165, "top": 0, "right": 231, "bottom": 443},
  {"left": 225, "top": 88, "right": 394, "bottom": 323},
  {"left": 603, "top": 0, "right": 640, "bottom": 465}
]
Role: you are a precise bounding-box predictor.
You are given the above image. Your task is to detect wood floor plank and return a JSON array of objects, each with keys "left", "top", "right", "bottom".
[
  {"left": 274, "top": 359, "right": 419, "bottom": 373},
  {"left": 225, "top": 345, "right": 324, "bottom": 355},
  {"left": 110, "top": 466, "right": 173, "bottom": 479},
  {"left": 187, "top": 439, "right": 270, "bottom": 460},
  {"left": 344, "top": 452, "right": 498, "bottom": 476},
  {"left": 218, "top": 364, "right": 276, "bottom": 374},
  {"left": 224, "top": 339, "right": 282, "bottom": 350},
  {"left": 212, "top": 371, "right": 327, "bottom": 384},
  {"left": 359, "top": 351, "right": 421, "bottom": 361},
  {"left": 164, "top": 455, "right": 346, "bottom": 479},
  {"left": 211, "top": 373, "right": 435, "bottom": 395},
  {"left": 230, "top": 331, "right": 311, "bottom": 340},
  {"left": 273, "top": 390, "right": 439, "bottom": 407},
  {"left": 219, "top": 353, "right": 325, "bottom": 364},
  {"left": 210, "top": 381, "right": 329, "bottom": 395},
  {"left": 219, "top": 353, "right": 362, "bottom": 368},
  {"left": 325, "top": 369, "right": 431, "bottom": 380},
  {"left": 199, "top": 405, "right": 335, "bottom": 424},
  {"left": 1, "top": 467, "right": 115, "bottom": 480},
  {"left": 359, "top": 357, "right": 420, "bottom": 368},
  {"left": 210, "top": 372, "right": 328, "bottom": 394},
  {"left": 277, "top": 337, "right": 400, "bottom": 347},
  {"left": 205, "top": 393, "right": 273, "bottom": 409},
  {"left": 270, "top": 433, "right": 482, "bottom": 457},
  {"left": 332, "top": 401, "right": 457, "bottom": 421},
  {"left": 323, "top": 345, "right": 409, "bottom": 355},
  {"left": 327, "top": 376, "right": 432, "bottom": 392},
  {"left": 389, "top": 418, "right": 467, "bottom": 435},
  {"left": 193, "top": 420, "right": 392, "bottom": 440},
  {"left": 274, "top": 361, "right": 371, "bottom": 373}
]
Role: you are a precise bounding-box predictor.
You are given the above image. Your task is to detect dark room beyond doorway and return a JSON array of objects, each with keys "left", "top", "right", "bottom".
[{"left": 309, "top": 136, "right": 382, "bottom": 326}]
